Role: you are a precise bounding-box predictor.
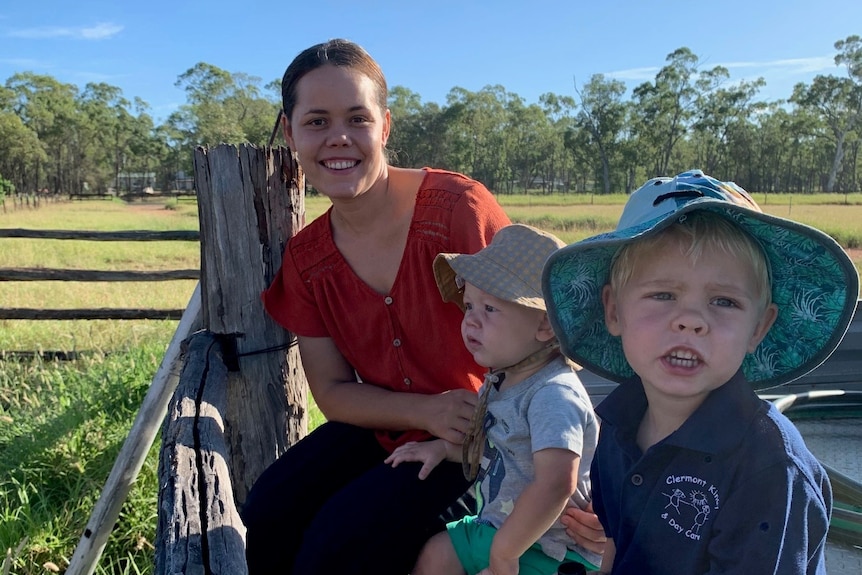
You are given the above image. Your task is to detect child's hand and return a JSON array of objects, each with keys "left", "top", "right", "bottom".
[
  {"left": 561, "top": 501, "right": 606, "bottom": 555},
  {"left": 384, "top": 440, "right": 448, "bottom": 480}
]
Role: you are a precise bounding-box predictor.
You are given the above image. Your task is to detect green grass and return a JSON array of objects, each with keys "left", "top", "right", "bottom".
[
  {"left": 1, "top": 192, "right": 861, "bottom": 574},
  {"left": 1, "top": 345, "right": 163, "bottom": 574}
]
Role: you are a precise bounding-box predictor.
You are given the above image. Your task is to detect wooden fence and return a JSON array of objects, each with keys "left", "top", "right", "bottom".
[
  {"left": 0, "top": 228, "right": 200, "bottom": 322},
  {"left": 65, "top": 143, "right": 308, "bottom": 575}
]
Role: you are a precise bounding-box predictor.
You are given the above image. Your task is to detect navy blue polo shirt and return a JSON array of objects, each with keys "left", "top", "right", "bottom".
[{"left": 591, "top": 371, "right": 831, "bottom": 574}]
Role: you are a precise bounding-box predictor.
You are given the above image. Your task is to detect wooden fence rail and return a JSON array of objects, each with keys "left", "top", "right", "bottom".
[
  {"left": 0, "top": 228, "right": 200, "bottom": 322},
  {"left": 0, "top": 229, "right": 200, "bottom": 241}
]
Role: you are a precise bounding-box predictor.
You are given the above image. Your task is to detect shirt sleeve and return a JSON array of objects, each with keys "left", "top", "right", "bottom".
[
  {"left": 527, "top": 384, "right": 591, "bottom": 456},
  {"left": 449, "top": 180, "right": 511, "bottom": 254},
  {"left": 261, "top": 232, "right": 329, "bottom": 337}
]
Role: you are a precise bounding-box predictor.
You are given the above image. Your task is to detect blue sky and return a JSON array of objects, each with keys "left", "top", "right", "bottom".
[{"left": 0, "top": 1, "right": 859, "bottom": 123}]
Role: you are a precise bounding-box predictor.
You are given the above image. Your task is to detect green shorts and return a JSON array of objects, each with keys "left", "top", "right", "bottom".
[{"left": 446, "top": 515, "right": 598, "bottom": 575}]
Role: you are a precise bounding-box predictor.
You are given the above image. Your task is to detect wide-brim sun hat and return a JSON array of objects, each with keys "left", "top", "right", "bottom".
[
  {"left": 434, "top": 224, "right": 566, "bottom": 311},
  {"left": 542, "top": 169, "right": 859, "bottom": 391}
]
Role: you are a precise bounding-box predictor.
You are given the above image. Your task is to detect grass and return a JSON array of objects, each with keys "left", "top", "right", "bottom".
[
  {"left": 1, "top": 192, "right": 861, "bottom": 574},
  {"left": 0, "top": 199, "right": 199, "bottom": 352},
  {"left": 1, "top": 345, "right": 164, "bottom": 574},
  {"left": 309, "top": 191, "right": 862, "bottom": 269}
]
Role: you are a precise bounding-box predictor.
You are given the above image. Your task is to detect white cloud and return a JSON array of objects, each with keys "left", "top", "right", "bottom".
[
  {"left": 717, "top": 56, "right": 837, "bottom": 75},
  {"left": 605, "top": 66, "right": 660, "bottom": 81},
  {"left": 0, "top": 57, "right": 50, "bottom": 69},
  {"left": 80, "top": 23, "right": 124, "bottom": 40},
  {"left": 7, "top": 22, "right": 123, "bottom": 40},
  {"left": 606, "top": 56, "right": 838, "bottom": 84}
]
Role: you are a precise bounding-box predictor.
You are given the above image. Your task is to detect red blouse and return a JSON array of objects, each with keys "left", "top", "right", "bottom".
[{"left": 262, "top": 169, "right": 511, "bottom": 451}]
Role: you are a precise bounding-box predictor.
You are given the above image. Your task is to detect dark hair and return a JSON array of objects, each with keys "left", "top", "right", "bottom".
[{"left": 281, "top": 39, "right": 388, "bottom": 120}]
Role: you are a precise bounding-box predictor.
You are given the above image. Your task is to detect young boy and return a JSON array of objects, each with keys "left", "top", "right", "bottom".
[
  {"left": 385, "top": 224, "right": 602, "bottom": 575},
  {"left": 542, "top": 170, "right": 859, "bottom": 574}
]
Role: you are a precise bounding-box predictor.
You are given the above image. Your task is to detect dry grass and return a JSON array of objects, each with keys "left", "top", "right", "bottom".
[
  {"left": 2, "top": 194, "right": 860, "bottom": 352},
  {"left": 0, "top": 199, "right": 199, "bottom": 351}
]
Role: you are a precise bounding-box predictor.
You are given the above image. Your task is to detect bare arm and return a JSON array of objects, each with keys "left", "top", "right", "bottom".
[
  {"left": 481, "top": 448, "right": 580, "bottom": 575},
  {"left": 596, "top": 538, "right": 615, "bottom": 575},
  {"left": 298, "top": 335, "right": 477, "bottom": 443}
]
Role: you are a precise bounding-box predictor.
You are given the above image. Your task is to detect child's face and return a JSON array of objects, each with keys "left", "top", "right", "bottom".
[
  {"left": 602, "top": 237, "right": 777, "bottom": 404},
  {"left": 461, "top": 283, "right": 552, "bottom": 370}
]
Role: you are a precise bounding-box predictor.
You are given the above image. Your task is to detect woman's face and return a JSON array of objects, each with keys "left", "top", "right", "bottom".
[{"left": 284, "top": 65, "right": 390, "bottom": 201}]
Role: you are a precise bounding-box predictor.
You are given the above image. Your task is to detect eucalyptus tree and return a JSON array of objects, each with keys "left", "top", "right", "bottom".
[
  {"left": 5, "top": 72, "right": 79, "bottom": 193},
  {"left": 0, "top": 85, "right": 45, "bottom": 193},
  {"left": 155, "top": 122, "right": 189, "bottom": 190},
  {"left": 503, "top": 96, "right": 556, "bottom": 194},
  {"left": 631, "top": 47, "right": 700, "bottom": 176},
  {"left": 126, "top": 98, "right": 165, "bottom": 185},
  {"left": 562, "top": 122, "right": 594, "bottom": 193},
  {"left": 442, "top": 85, "right": 510, "bottom": 190},
  {"left": 791, "top": 35, "right": 862, "bottom": 192},
  {"left": 539, "top": 92, "right": 579, "bottom": 192},
  {"left": 691, "top": 68, "right": 766, "bottom": 177},
  {"left": 574, "top": 74, "right": 627, "bottom": 194},
  {"left": 78, "top": 82, "right": 134, "bottom": 193},
  {"left": 0, "top": 109, "right": 44, "bottom": 194},
  {"left": 387, "top": 86, "right": 447, "bottom": 169},
  {"left": 173, "top": 63, "right": 278, "bottom": 146}
]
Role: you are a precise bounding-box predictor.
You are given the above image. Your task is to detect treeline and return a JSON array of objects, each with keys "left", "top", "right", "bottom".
[{"left": 0, "top": 36, "right": 860, "bottom": 197}]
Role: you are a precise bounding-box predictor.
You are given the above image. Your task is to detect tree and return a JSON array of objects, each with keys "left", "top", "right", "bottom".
[
  {"left": 443, "top": 86, "right": 511, "bottom": 190},
  {"left": 691, "top": 68, "right": 766, "bottom": 177},
  {"left": 632, "top": 47, "right": 700, "bottom": 176},
  {"left": 574, "top": 74, "right": 627, "bottom": 194},
  {"left": 5, "top": 72, "right": 79, "bottom": 193},
  {"left": 174, "top": 63, "right": 278, "bottom": 146},
  {"left": 791, "top": 35, "right": 862, "bottom": 192},
  {"left": 538, "top": 93, "right": 579, "bottom": 192},
  {"left": 0, "top": 110, "right": 45, "bottom": 194},
  {"left": 0, "top": 172, "right": 15, "bottom": 203},
  {"left": 387, "top": 86, "right": 447, "bottom": 168}
]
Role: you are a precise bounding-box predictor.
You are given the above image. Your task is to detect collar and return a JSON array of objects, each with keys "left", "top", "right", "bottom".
[{"left": 597, "top": 370, "right": 765, "bottom": 455}]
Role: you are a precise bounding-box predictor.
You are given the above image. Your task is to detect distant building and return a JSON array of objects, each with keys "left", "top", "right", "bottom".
[{"left": 115, "top": 172, "right": 156, "bottom": 193}]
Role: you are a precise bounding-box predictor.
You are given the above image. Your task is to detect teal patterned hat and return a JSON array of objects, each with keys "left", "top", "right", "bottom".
[{"left": 542, "top": 169, "right": 859, "bottom": 390}]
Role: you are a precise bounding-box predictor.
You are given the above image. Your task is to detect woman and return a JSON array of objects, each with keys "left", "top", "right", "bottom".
[{"left": 241, "top": 39, "right": 511, "bottom": 574}]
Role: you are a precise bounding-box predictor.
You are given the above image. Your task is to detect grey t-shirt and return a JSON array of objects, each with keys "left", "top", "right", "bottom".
[{"left": 474, "top": 355, "right": 601, "bottom": 566}]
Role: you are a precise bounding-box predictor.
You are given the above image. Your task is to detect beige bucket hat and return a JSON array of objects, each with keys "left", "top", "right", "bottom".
[{"left": 434, "top": 224, "right": 566, "bottom": 311}]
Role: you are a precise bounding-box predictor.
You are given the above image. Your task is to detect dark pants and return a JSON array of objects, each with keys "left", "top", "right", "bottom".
[{"left": 241, "top": 421, "right": 473, "bottom": 575}]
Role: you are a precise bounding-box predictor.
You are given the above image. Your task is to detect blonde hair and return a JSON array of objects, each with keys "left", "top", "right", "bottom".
[{"left": 609, "top": 211, "right": 772, "bottom": 308}]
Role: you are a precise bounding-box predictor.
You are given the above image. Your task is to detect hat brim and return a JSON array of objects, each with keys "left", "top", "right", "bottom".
[
  {"left": 433, "top": 253, "right": 464, "bottom": 309},
  {"left": 542, "top": 198, "right": 859, "bottom": 390},
  {"left": 434, "top": 252, "right": 548, "bottom": 311}
]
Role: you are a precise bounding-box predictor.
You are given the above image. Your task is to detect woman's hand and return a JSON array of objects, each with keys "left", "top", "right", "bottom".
[
  {"left": 422, "top": 388, "right": 478, "bottom": 444},
  {"left": 561, "top": 502, "right": 607, "bottom": 555}
]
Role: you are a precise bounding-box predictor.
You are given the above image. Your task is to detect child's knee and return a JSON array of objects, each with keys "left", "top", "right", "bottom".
[{"left": 412, "top": 531, "right": 463, "bottom": 575}]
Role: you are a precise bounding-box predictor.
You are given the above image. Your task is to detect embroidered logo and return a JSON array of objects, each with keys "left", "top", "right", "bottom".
[{"left": 660, "top": 474, "right": 720, "bottom": 541}]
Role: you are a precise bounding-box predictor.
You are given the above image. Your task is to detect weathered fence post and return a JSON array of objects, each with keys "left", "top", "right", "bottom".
[
  {"left": 193, "top": 143, "right": 307, "bottom": 505},
  {"left": 155, "top": 330, "right": 249, "bottom": 574}
]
